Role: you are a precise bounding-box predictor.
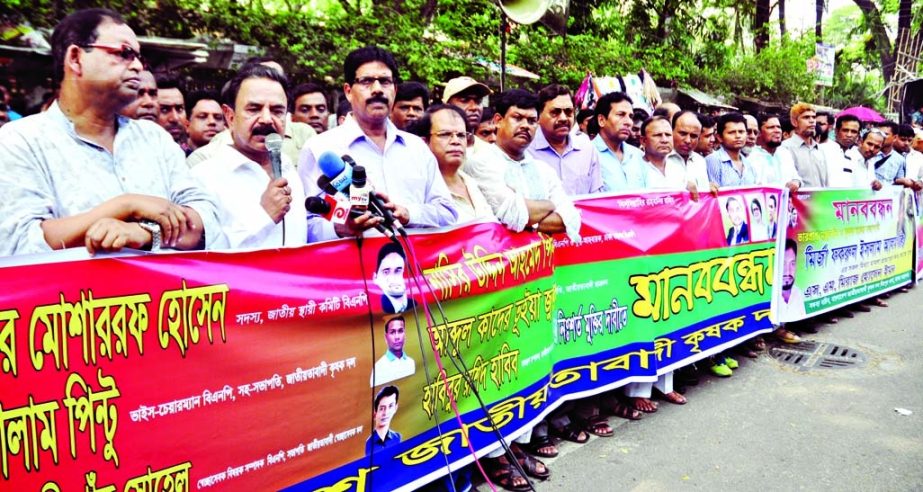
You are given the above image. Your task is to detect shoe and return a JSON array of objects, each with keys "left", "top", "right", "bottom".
[
  {"left": 724, "top": 356, "right": 739, "bottom": 369},
  {"left": 842, "top": 310, "right": 855, "bottom": 318},
  {"left": 774, "top": 328, "right": 802, "bottom": 344},
  {"left": 854, "top": 304, "right": 872, "bottom": 312},
  {"left": 873, "top": 298, "right": 889, "bottom": 307},
  {"left": 710, "top": 363, "right": 732, "bottom": 377}
]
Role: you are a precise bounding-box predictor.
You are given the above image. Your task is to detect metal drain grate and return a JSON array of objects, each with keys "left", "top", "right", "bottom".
[{"left": 769, "top": 341, "right": 866, "bottom": 371}]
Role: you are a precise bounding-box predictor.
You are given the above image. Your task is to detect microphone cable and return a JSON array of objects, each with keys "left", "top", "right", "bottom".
[
  {"left": 399, "top": 230, "right": 536, "bottom": 492},
  {"left": 356, "top": 236, "right": 378, "bottom": 491}
]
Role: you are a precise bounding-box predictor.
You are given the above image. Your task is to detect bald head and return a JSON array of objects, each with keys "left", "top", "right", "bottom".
[{"left": 672, "top": 111, "right": 701, "bottom": 158}]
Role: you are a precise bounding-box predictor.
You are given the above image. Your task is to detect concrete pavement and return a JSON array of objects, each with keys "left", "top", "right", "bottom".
[{"left": 498, "top": 288, "right": 923, "bottom": 491}]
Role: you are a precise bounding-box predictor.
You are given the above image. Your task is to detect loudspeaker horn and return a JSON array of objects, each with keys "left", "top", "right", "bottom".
[{"left": 499, "top": 0, "right": 569, "bottom": 35}]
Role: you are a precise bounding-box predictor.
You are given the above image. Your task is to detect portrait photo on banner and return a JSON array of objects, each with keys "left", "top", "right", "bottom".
[{"left": 719, "top": 195, "right": 751, "bottom": 246}]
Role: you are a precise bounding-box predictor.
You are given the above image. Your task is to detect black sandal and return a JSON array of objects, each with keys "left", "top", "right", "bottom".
[
  {"left": 549, "top": 421, "right": 590, "bottom": 443},
  {"left": 522, "top": 432, "right": 558, "bottom": 457},
  {"left": 512, "top": 444, "right": 551, "bottom": 480},
  {"left": 482, "top": 455, "right": 531, "bottom": 491},
  {"left": 575, "top": 414, "right": 614, "bottom": 437},
  {"left": 605, "top": 400, "right": 643, "bottom": 420}
]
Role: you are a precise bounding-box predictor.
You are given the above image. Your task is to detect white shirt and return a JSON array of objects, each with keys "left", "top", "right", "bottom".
[
  {"left": 749, "top": 146, "right": 803, "bottom": 187},
  {"left": 371, "top": 351, "right": 416, "bottom": 386},
  {"left": 839, "top": 147, "right": 876, "bottom": 189},
  {"left": 665, "top": 150, "right": 710, "bottom": 189},
  {"left": 906, "top": 150, "right": 923, "bottom": 182},
  {"left": 467, "top": 143, "right": 581, "bottom": 242},
  {"left": 449, "top": 171, "right": 495, "bottom": 223},
  {"left": 640, "top": 155, "right": 689, "bottom": 190},
  {"left": 779, "top": 285, "right": 807, "bottom": 322},
  {"left": 192, "top": 144, "right": 307, "bottom": 249}
]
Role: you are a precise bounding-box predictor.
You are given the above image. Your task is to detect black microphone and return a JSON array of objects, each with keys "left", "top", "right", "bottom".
[
  {"left": 341, "top": 154, "right": 404, "bottom": 232},
  {"left": 305, "top": 195, "right": 395, "bottom": 239},
  {"left": 265, "top": 133, "right": 283, "bottom": 179}
]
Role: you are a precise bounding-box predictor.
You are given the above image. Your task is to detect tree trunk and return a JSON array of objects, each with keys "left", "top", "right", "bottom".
[
  {"left": 853, "top": 0, "right": 896, "bottom": 83},
  {"left": 754, "top": 0, "right": 771, "bottom": 51},
  {"left": 897, "top": 0, "right": 912, "bottom": 31},
  {"left": 779, "top": 0, "right": 787, "bottom": 39},
  {"left": 815, "top": 0, "right": 824, "bottom": 40}
]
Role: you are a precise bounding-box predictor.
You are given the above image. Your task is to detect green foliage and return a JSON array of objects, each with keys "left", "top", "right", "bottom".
[
  {"left": 691, "top": 38, "right": 817, "bottom": 105},
  {"left": 0, "top": 0, "right": 895, "bottom": 110}
]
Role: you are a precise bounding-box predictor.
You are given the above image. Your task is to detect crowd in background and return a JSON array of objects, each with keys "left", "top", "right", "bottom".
[{"left": 2, "top": 8, "right": 923, "bottom": 492}]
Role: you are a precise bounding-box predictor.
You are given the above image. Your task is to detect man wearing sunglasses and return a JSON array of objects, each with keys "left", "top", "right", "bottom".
[
  {"left": 527, "top": 84, "right": 603, "bottom": 196},
  {"left": 298, "top": 46, "right": 457, "bottom": 241},
  {"left": 0, "top": 8, "right": 223, "bottom": 256}
]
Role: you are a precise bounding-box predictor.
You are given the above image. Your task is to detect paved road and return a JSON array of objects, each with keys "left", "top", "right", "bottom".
[{"left": 479, "top": 288, "right": 923, "bottom": 491}]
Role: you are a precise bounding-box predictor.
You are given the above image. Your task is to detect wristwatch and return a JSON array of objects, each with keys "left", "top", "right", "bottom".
[{"left": 138, "top": 220, "right": 162, "bottom": 251}]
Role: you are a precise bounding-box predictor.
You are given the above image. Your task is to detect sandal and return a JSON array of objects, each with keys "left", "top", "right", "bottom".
[
  {"left": 482, "top": 455, "right": 531, "bottom": 491},
  {"left": 522, "top": 432, "right": 558, "bottom": 458},
  {"left": 575, "top": 414, "right": 613, "bottom": 437},
  {"left": 549, "top": 421, "right": 589, "bottom": 443},
  {"left": 605, "top": 400, "right": 643, "bottom": 420},
  {"left": 631, "top": 397, "right": 658, "bottom": 413},
  {"left": 512, "top": 444, "right": 551, "bottom": 480},
  {"left": 655, "top": 389, "right": 688, "bottom": 405}
]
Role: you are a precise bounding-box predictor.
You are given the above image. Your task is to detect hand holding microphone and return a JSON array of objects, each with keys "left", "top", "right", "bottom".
[{"left": 261, "top": 177, "right": 292, "bottom": 224}]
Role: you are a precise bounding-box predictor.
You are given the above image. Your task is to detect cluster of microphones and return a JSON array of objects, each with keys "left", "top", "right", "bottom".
[{"left": 304, "top": 151, "right": 404, "bottom": 240}]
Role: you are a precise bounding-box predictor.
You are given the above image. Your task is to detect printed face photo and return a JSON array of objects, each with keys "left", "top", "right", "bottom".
[{"left": 374, "top": 251, "right": 406, "bottom": 298}]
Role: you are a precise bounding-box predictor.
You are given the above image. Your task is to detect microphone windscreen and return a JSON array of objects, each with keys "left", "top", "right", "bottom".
[
  {"left": 317, "top": 151, "right": 346, "bottom": 178},
  {"left": 265, "top": 133, "right": 283, "bottom": 152}
]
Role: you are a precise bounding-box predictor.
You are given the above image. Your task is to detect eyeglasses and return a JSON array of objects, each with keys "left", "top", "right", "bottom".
[
  {"left": 79, "top": 43, "right": 144, "bottom": 66},
  {"left": 353, "top": 76, "right": 394, "bottom": 88},
  {"left": 431, "top": 131, "right": 474, "bottom": 145}
]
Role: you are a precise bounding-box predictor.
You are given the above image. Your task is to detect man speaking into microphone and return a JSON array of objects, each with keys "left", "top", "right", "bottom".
[
  {"left": 192, "top": 64, "right": 307, "bottom": 249},
  {"left": 298, "top": 46, "right": 457, "bottom": 241}
]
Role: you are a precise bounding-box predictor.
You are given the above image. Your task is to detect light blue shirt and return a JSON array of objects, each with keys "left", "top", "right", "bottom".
[
  {"left": 872, "top": 150, "right": 907, "bottom": 183},
  {"left": 592, "top": 136, "right": 645, "bottom": 192},
  {"left": 527, "top": 128, "right": 604, "bottom": 196},
  {"left": 298, "top": 117, "right": 458, "bottom": 242},
  {"left": 705, "top": 146, "right": 757, "bottom": 187},
  {"left": 0, "top": 102, "right": 224, "bottom": 256}
]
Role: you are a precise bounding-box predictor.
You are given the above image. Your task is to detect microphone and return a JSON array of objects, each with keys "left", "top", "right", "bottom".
[
  {"left": 341, "top": 154, "right": 403, "bottom": 232},
  {"left": 350, "top": 165, "right": 370, "bottom": 212},
  {"left": 317, "top": 151, "right": 352, "bottom": 194},
  {"left": 305, "top": 195, "right": 339, "bottom": 221},
  {"left": 305, "top": 194, "right": 395, "bottom": 239},
  {"left": 265, "top": 133, "right": 284, "bottom": 179},
  {"left": 316, "top": 175, "right": 341, "bottom": 198}
]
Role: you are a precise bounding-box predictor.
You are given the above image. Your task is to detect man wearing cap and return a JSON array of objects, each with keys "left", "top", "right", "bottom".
[{"left": 444, "top": 76, "right": 492, "bottom": 157}]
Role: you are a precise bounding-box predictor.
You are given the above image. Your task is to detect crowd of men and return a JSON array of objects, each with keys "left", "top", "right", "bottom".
[{"left": 2, "top": 8, "right": 923, "bottom": 492}]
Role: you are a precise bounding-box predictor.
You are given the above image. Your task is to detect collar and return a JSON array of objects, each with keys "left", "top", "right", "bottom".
[
  {"left": 592, "top": 134, "right": 627, "bottom": 155},
  {"left": 532, "top": 126, "right": 583, "bottom": 154},
  {"left": 788, "top": 133, "right": 817, "bottom": 149},
  {"left": 385, "top": 349, "right": 406, "bottom": 361},
  {"left": 340, "top": 114, "right": 405, "bottom": 151},
  {"left": 48, "top": 101, "right": 131, "bottom": 142}
]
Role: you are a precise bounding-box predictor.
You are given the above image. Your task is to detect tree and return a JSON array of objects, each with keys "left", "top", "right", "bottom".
[{"left": 754, "top": 0, "right": 771, "bottom": 51}]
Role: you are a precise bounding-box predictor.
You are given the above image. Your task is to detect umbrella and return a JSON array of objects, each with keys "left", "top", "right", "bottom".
[{"left": 837, "top": 106, "right": 885, "bottom": 123}]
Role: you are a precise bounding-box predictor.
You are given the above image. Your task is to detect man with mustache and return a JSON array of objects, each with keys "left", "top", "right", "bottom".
[
  {"left": 390, "top": 81, "right": 428, "bottom": 131},
  {"left": 822, "top": 114, "right": 869, "bottom": 188},
  {"left": 291, "top": 82, "right": 329, "bottom": 134},
  {"left": 444, "top": 76, "right": 493, "bottom": 157},
  {"left": 779, "top": 238, "right": 807, "bottom": 320},
  {"left": 469, "top": 88, "right": 580, "bottom": 484},
  {"left": 184, "top": 90, "right": 225, "bottom": 152},
  {"left": 0, "top": 8, "right": 223, "bottom": 256},
  {"left": 187, "top": 58, "right": 317, "bottom": 168},
  {"left": 666, "top": 110, "right": 714, "bottom": 193},
  {"left": 155, "top": 73, "right": 189, "bottom": 151},
  {"left": 527, "top": 84, "right": 603, "bottom": 196},
  {"left": 743, "top": 113, "right": 758, "bottom": 156},
  {"left": 593, "top": 91, "right": 645, "bottom": 192},
  {"left": 120, "top": 69, "right": 157, "bottom": 122},
  {"left": 750, "top": 113, "right": 802, "bottom": 192},
  {"left": 191, "top": 65, "right": 305, "bottom": 249},
  {"left": 298, "top": 46, "right": 457, "bottom": 241},
  {"left": 778, "top": 103, "right": 828, "bottom": 187}
]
